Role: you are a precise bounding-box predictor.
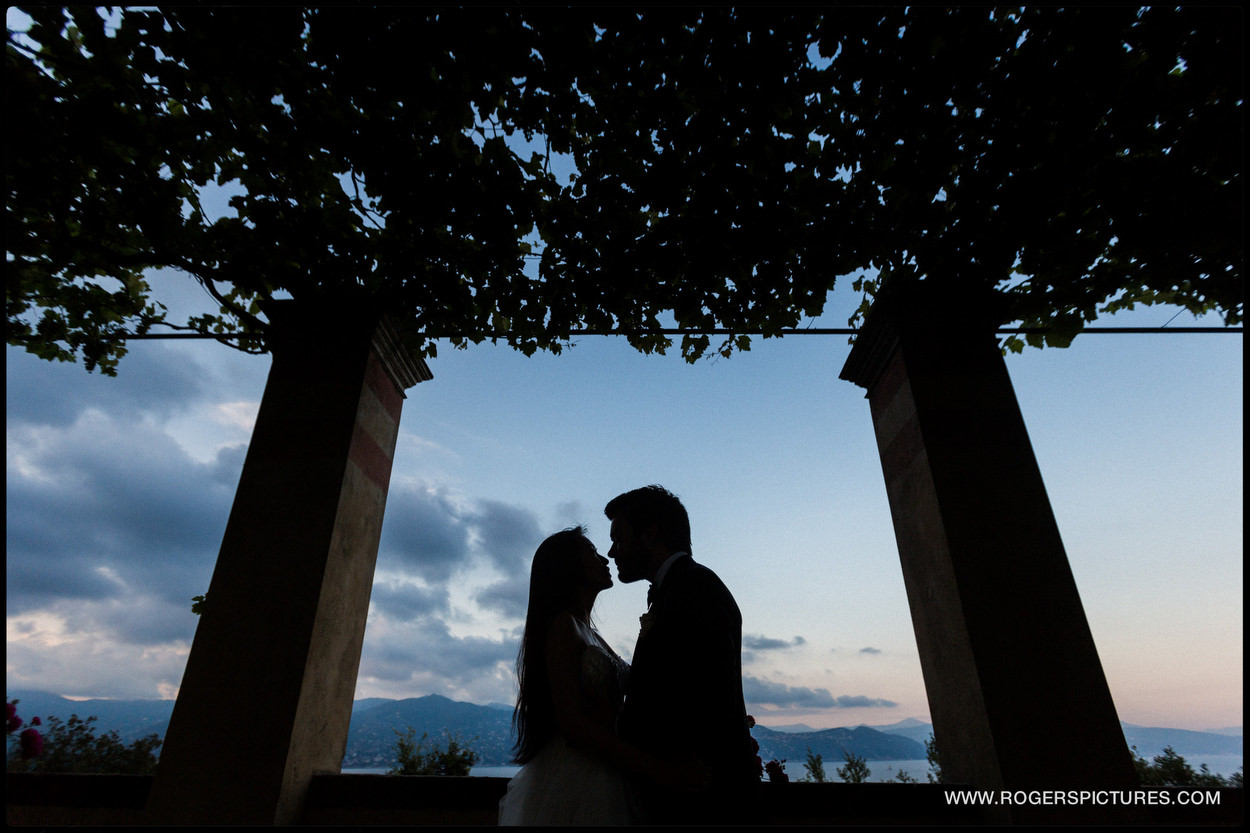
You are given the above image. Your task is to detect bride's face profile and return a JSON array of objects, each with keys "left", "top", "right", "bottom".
[{"left": 577, "top": 536, "right": 613, "bottom": 592}]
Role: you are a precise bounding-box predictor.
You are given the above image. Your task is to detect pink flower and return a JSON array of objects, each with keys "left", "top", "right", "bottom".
[
  {"left": 31, "top": 716, "right": 42, "bottom": 726},
  {"left": 765, "top": 758, "right": 789, "bottom": 783},
  {"left": 7, "top": 703, "right": 22, "bottom": 734},
  {"left": 20, "top": 727, "right": 44, "bottom": 759}
]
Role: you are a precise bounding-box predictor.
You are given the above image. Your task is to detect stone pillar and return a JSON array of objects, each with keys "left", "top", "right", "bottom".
[
  {"left": 146, "top": 299, "right": 431, "bottom": 825},
  {"left": 839, "top": 282, "right": 1143, "bottom": 823}
]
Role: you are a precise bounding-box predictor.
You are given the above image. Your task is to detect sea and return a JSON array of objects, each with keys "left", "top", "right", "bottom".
[{"left": 343, "top": 754, "right": 1243, "bottom": 782}]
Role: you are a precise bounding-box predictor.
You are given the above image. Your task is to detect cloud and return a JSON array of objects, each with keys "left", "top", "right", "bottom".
[
  {"left": 5, "top": 344, "right": 557, "bottom": 704},
  {"left": 470, "top": 499, "right": 544, "bottom": 575},
  {"left": 743, "top": 676, "right": 897, "bottom": 710},
  {"left": 742, "top": 634, "right": 807, "bottom": 664},
  {"left": 370, "top": 579, "right": 451, "bottom": 623},
  {"left": 376, "top": 486, "right": 473, "bottom": 583},
  {"left": 829, "top": 694, "right": 898, "bottom": 708},
  {"left": 69, "top": 595, "right": 199, "bottom": 646},
  {"left": 744, "top": 634, "right": 806, "bottom": 651},
  {"left": 859, "top": 646, "right": 882, "bottom": 655},
  {"left": 357, "top": 616, "right": 517, "bottom": 699},
  {"left": 5, "top": 343, "right": 206, "bottom": 428},
  {"left": 373, "top": 488, "right": 543, "bottom": 619},
  {"left": 473, "top": 573, "right": 530, "bottom": 620},
  {"left": 744, "top": 675, "right": 838, "bottom": 708},
  {"left": 5, "top": 412, "right": 233, "bottom": 617},
  {"left": 5, "top": 615, "right": 191, "bottom": 701}
]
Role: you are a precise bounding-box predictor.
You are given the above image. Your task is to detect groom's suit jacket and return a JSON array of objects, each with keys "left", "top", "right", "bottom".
[{"left": 620, "top": 554, "right": 756, "bottom": 820}]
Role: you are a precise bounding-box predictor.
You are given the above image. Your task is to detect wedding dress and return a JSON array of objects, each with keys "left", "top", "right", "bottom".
[{"left": 498, "top": 618, "right": 636, "bottom": 825}]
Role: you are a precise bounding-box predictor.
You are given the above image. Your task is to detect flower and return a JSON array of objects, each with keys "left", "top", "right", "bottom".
[
  {"left": 638, "top": 610, "right": 658, "bottom": 640},
  {"left": 20, "top": 727, "right": 44, "bottom": 759},
  {"left": 746, "top": 713, "right": 787, "bottom": 782},
  {"left": 8, "top": 699, "right": 44, "bottom": 763},
  {"left": 7, "top": 702, "right": 22, "bottom": 734}
]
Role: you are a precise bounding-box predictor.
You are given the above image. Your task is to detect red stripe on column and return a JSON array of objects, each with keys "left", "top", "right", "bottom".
[
  {"left": 879, "top": 412, "right": 926, "bottom": 480},
  {"left": 365, "top": 352, "right": 404, "bottom": 424},
  {"left": 349, "top": 422, "right": 394, "bottom": 493}
]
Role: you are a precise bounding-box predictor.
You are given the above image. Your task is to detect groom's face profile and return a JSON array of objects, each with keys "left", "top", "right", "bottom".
[{"left": 608, "top": 516, "right": 648, "bottom": 584}]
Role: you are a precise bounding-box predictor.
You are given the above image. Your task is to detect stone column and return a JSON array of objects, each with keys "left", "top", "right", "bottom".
[
  {"left": 146, "top": 299, "right": 431, "bottom": 824},
  {"left": 839, "top": 282, "right": 1143, "bottom": 823}
]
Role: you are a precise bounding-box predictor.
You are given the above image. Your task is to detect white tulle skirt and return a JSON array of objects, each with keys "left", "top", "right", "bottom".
[{"left": 497, "top": 736, "right": 638, "bottom": 825}]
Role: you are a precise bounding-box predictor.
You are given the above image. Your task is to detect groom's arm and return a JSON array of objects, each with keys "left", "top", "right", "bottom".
[{"left": 668, "top": 572, "right": 752, "bottom": 781}]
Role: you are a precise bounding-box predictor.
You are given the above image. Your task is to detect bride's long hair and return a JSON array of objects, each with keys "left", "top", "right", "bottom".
[{"left": 511, "top": 525, "right": 592, "bottom": 764}]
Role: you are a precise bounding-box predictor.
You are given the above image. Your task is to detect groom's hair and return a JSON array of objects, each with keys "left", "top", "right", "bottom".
[{"left": 604, "top": 485, "right": 692, "bottom": 555}]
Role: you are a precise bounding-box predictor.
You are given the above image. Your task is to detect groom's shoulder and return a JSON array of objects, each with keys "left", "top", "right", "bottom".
[{"left": 677, "top": 558, "right": 740, "bottom": 605}]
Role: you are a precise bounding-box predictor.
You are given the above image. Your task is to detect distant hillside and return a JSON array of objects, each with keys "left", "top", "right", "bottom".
[
  {"left": 860, "top": 718, "right": 935, "bottom": 746},
  {"left": 761, "top": 717, "right": 933, "bottom": 740},
  {"left": 342, "top": 700, "right": 931, "bottom": 769},
  {"left": 754, "top": 724, "right": 926, "bottom": 765},
  {"left": 761, "top": 723, "right": 820, "bottom": 734},
  {"left": 1122, "top": 724, "right": 1244, "bottom": 758},
  {"left": 6, "top": 689, "right": 173, "bottom": 743},
  {"left": 8, "top": 689, "right": 1241, "bottom": 771},
  {"left": 342, "top": 695, "right": 514, "bottom": 768}
]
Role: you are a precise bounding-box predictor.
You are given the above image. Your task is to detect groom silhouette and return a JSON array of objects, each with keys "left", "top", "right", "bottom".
[{"left": 605, "top": 485, "right": 757, "bottom": 824}]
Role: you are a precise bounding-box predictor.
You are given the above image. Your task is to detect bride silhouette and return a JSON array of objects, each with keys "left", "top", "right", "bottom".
[{"left": 498, "top": 526, "right": 708, "bottom": 825}]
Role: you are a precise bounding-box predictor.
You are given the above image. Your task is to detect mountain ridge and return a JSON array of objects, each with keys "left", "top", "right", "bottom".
[{"left": 7, "top": 689, "right": 1242, "bottom": 769}]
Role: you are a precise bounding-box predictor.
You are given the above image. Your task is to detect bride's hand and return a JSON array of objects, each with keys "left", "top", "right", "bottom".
[{"left": 654, "top": 755, "right": 713, "bottom": 791}]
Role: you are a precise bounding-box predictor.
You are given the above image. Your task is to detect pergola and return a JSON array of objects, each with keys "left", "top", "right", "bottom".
[
  {"left": 8, "top": 9, "right": 1238, "bottom": 824},
  {"left": 143, "top": 283, "right": 1146, "bottom": 825}
]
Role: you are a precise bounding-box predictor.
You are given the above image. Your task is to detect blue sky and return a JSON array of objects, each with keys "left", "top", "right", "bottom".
[{"left": 6, "top": 269, "right": 1243, "bottom": 732}]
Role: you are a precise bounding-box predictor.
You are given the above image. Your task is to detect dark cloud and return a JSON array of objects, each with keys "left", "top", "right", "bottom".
[
  {"left": 471, "top": 499, "right": 544, "bottom": 575},
  {"left": 744, "top": 676, "right": 838, "bottom": 708},
  {"left": 6, "top": 343, "right": 206, "bottom": 427},
  {"left": 744, "top": 634, "right": 805, "bottom": 651},
  {"left": 358, "top": 617, "right": 516, "bottom": 689},
  {"left": 5, "top": 416, "right": 232, "bottom": 617},
  {"left": 743, "top": 676, "right": 897, "bottom": 710},
  {"left": 742, "top": 634, "right": 807, "bottom": 664},
  {"left": 830, "top": 694, "right": 898, "bottom": 708},
  {"left": 370, "top": 579, "right": 450, "bottom": 623},
  {"left": 209, "top": 443, "right": 248, "bottom": 487},
  {"left": 6, "top": 342, "right": 551, "bottom": 704},
  {"left": 859, "top": 646, "right": 882, "bottom": 655},
  {"left": 473, "top": 573, "right": 530, "bottom": 620},
  {"left": 4, "top": 552, "right": 122, "bottom": 609},
  {"left": 377, "top": 486, "right": 472, "bottom": 583},
  {"left": 376, "top": 488, "right": 543, "bottom": 602}
]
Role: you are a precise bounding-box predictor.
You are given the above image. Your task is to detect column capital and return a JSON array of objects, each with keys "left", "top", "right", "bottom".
[
  {"left": 839, "top": 280, "right": 1007, "bottom": 392},
  {"left": 260, "top": 297, "right": 431, "bottom": 391},
  {"left": 372, "top": 314, "right": 433, "bottom": 392}
]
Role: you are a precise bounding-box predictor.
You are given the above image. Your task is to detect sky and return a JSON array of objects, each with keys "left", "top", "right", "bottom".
[
  {"left": 5, "top": 268, "right": 1243, "bottom": 733},
  {"left": 5, "top": 6, "right": 1243, "bottom": 735}
]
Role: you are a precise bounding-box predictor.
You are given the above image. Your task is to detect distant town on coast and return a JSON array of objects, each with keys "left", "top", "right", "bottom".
[{"left": 7, "top": 689, "right": 1242, "bottom": 776}]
